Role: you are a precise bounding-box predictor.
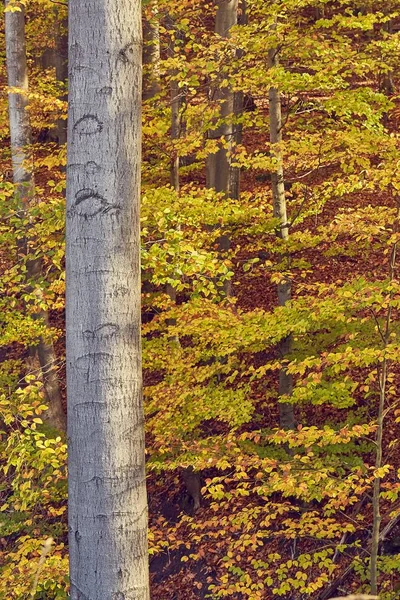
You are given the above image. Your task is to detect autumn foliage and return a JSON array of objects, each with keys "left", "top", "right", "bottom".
[{"left": 2, "top": 0, "right": 400, "bottom": 598}]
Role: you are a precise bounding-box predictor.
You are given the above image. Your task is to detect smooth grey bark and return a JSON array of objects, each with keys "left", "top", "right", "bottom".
[
  {"left": 66, "top": 0, "right": 149, "bottom": 598},
  {"left": 5, "top": 0, "right": 66, "bottom": 432},
  {"left": 268, "top": 48, "right": 295, "bottom": 431},
  {"left": 206, "top": 0, "right": 238, "bottom": 195},
  {"left": 142, "top": 5, "right": 161, "bottom": 101}
]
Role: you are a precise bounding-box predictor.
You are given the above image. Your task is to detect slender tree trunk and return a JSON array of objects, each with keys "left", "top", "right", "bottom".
[
  {"left": 165, "top": 16, "right": 185, "bottom": 325},
  {"left": 206, "top": 0, "right": 238, "bottom": 195},
  {"left": 39, "top": 8, "right": 68, "bottom": 144},
  {"left": 370, "top": 361, "right": 386, "bottom": 595},
  {"left": 166, "top": 68, "right": 179, "bottom": 311},
  {"left": 66, "top": 0, "right": 149, "bottom": 598},
  {"left": 206, "top": 0, "right": 238, "bottom": 297},
  {"left": 229, "top": 0, "right": 247, "bottom": 201},
  {"left": 170, "top": 77, "right": 181, "bottom": 192},
  {"left": 53, "top": 11, "right": 68, "bottom": 145},
  {"left": 370, "top": 220, "right": 398, "bottom": 593},
  {"left": 165, "top": 14, "right": 186, "bottom": 193},
  {"left": 5, "top": 0, "right": 66, "bottom": 432},
  {"left": 382, "top": 19, "right": 395, "bottom": 98},
  {"left": 142, "top": 4, "right": 161, "bottom": 101},
  {"left": 268, "top": 47, "right": 295, "bottom": 430},
  {"left": 314, "top": 6, "right": 325, "bottom": 20}
]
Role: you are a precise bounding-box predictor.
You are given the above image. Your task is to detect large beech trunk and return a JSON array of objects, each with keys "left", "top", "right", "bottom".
[
  {"left": 66, "top": 0, "right": 150, "bottom": 597},
  {"left": 5, "top": 0, "right": 66, "bottom": 432},
  {"left": 268, "top": 48, "right": 295, "bottom": 431}
]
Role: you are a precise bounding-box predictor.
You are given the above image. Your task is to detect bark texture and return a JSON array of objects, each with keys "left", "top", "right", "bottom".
[
  {"left": 268, "top": 48, "right": 295, "bottom": 431},
  {"left": 5, "top": 0, "right": 66, "bottom": 432},
  {"left": 66, "top": 0, "right": 149, "bottom": 598}
]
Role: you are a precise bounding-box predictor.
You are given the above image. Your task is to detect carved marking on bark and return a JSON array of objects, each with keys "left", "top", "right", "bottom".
[
  {"left": 74, "top": 352, "right": 112, "bottom": 382},
  {"left": 99, "top": 86, "right": 113, "bottom": 95},
  {"left": 69, "top": 188, "right": 121, "bottom": 218},
  {"left": 114, "top": 285, "right": 129, "bottom": 297},
  {"left": 85, "top": 160, "right": 101, "bottom": 175},
  {"left": 73, "top": 65, "right": 98, "bottom": 75},
  {"left": 73, "top": 114, "right": 103, "bottom": 135},
  {"left": 73, "top": 402, "right": 107, "bottom": 414},
  {"left": 117, "top": 43, "right": 136, "bottom": 65},
  {"left": 83, "top": 323, "right": 120, "bottom": 341},
  {"left": 81, "top": 470, "right": 144, "bottom": 489},
  {"left": 72, "top": 237, "right": 106, "bottom": 248},
  {"left": 113, "top": 507, "right": 147, "bottom": 522}
]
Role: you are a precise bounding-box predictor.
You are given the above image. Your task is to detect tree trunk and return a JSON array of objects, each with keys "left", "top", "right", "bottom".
[
  {"left": 170, "top": 69, "right": 182, "bottom": 192},
  {"left": 229, "top": 0, "right": 247, "bottom": 201},
  {"left": 66, "top": 0, "right": 149, "bottom": 597},
  {"left": 5, "top": 0, "right": 66, "bottom": 432},
  {"left": 39, "top": 8, "right": 68, "bottom": 144},
  {"left": 206, "top": 0, "right": 238, "bottom": 297},
  {"left": 370, "top": 361, "right": 386, "bottom": 595},
  {"left": 268, "top": 47, "right": 295, "bottom": 431},
  {"left": 370, "top": 222, "right": 398, "bottom": 594},
  {"left": 142, "top": 4, "right": 161, "bottom": 101},
  {"left": 206, "top": 0, "right": 238, "bottom": 195},
  {"left": 53, "top": 11, "right": 68, "bottom": 145},
  {"left": 165, "top": 14, "right": 186, "bottom": 193},
  {"left": 382, "top": 19, "right": 395, "bottom": 97}
]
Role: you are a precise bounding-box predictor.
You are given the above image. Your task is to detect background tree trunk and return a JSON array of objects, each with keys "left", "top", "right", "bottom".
[
  {"left": 206, "top": 0, "right": 238, "bottom": 297},
  {"left": 169, "top": 53, "right": 182, "bottom": 193},
  {"left": 5, "top": 0, "right": 66, "bottom": 432},
  {"left": 142, "top": 3, "right": 161, "bottom": 101},
  {"left": 382, "top": 18, "right": 395, "bottom": 97},
  {"left": 268, "top": 47, "right": 295, "bottom": 431},
  {"left": 66, "top": 0, "right": 150, "bottom": 597},
  {"left": 229, "top": 0, "right": 247, "bottom": 201},
  {"left": 39, "top": 7, "right": 68, "bottom": 144},
  {"left": 206, "top": 0, "right": 238, "bottom": 195},
  {"left": 53, "top": 10, "right": 68, "bottom": 145}
]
